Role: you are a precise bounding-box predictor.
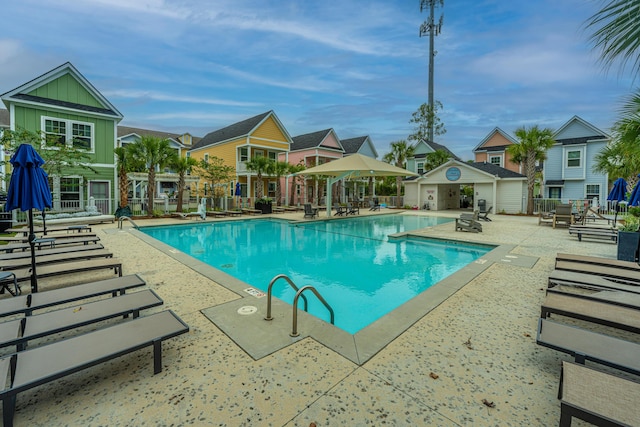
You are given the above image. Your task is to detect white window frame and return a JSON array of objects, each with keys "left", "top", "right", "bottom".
[
  {"left": 566, "top": 150, "right": 581, "bottom": 168},
  {"left": 41, "top": 116, "right": 95, "bottom": 153},
  {"left": 253, "top": 149, "right": 265, "bottom": 159},
  {"left": 585, "top": 184, "right": 600, "bottom": 200},
  {"left": 268, "top": 151, "right": 277, "bottom": 161},
  {"left": 204, "top": 153, "right": 209, "bottom": 164},
  {"left": 239, "top": 147, "right": 248, "bottom": 162},
  {"left": 489, "top": 155, "right": 502, "bottom": 167},
  {"left": 417, "top": 162, "right": 424, "bottom": 175}
]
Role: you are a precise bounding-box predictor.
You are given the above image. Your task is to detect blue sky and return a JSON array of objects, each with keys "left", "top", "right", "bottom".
[{"left": 0, "top": 0, "right": 634, "bottom": 160}]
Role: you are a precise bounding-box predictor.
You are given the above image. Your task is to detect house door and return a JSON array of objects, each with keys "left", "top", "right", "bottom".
[{"left": 88, "top": 180, "right": 111, "bottom": 214}]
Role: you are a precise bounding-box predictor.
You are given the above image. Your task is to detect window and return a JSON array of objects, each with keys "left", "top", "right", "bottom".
[
  {"left": 489, "top": 156, "right": 502, "bottom": 167},
  {"left": 204, "top": 153, "right": 209, "bottom": 164},
  {"left": 268, "top": 182, "right": 276, "bottom": 198},
  {"left": 239, "top": 147, "right": 248, "bottom": 162},
  {"left": 42, "top": 117, "right": 94, "bottom": 151},
  {"left": 60, "top": 177, "right": 81, "bottom": 210},
  {"left": 268, "top": 151, "right": 277, "bottom": 161},
  {"left": 549, "top": 187, "right": 561, "bottom": 199},
  {"left": 417, "top": 162, "right": 424, "bottom": 175},
  {"left": 44, "top": 119, "right": 66, "bottom": 147},
  {"left": 253, "top": 149, "right": 265, "bottom": 158},
  {"left": 586, "top": 184, "right": 600, "bottom": 200},
  {"left": 567, "top": 150, "right": 581, "bottom": 167}
]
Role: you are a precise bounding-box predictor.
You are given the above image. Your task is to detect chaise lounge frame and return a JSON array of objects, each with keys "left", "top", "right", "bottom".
[{"left": 0, "top": 310, "right": 189, "bottom": 427}]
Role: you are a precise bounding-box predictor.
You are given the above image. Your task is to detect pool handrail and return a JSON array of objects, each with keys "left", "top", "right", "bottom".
[
  {"left": 290, "top": 285, "right": 335, "bottom": 337},
  {"left": 264, "top": 274, "right": 308, "bottom": 321}
]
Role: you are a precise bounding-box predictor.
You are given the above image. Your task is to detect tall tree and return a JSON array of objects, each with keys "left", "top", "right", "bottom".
[
  {"left": 127, "top": 136, "right": 177, "bottom": 216},
  {"left": 408, "top": 101, "right": 446, "bottom": 143},
  {"left": 423, "top": 149, "right": 451, "bottom": 172},
  {"left": 194, "top": 157, "right": 235, "bottom": 204},
  {"left": 288, "top": 161, "right": 307, "bottom": 206},
  {"left": 267, "top": 160, "right": 291, "bottom": 206},
  {"left": 171, "top": 156, "right": 199, "bottom": 212},
  {"left": 506, "top": 125, "right": 555, "bottom": 215},
  {"left": 585, "top": 0, "right": 640, "bottom": 78},
  {"left": 383, "top": 140, "right": 415, "bottom": 206},
  {"left": 594, "top": 91, "right": 640, "bottom": 192},
  {"left": 245, "top": 156, "right": 273, "bottom": 200},
  {"left": 114, "top": 146, "right": 134, "bottom": 217}
]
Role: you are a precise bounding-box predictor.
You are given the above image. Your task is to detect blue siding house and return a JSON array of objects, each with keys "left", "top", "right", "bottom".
[{"left": 543, "top": 116, "right": 609, "bottom": 203}]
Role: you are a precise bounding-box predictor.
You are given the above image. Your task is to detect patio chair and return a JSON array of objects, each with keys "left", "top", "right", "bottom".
[
  {"left": 548, "top": 269, "right": 640, "bottom": 294},
  {"left": 567, "top": 225, "right": 618, "bottom": 243},
  {"left": 0, "top": 274, "right": 146, "bottom": 318},
  {"left": 369, "top": 199, "right": 380, "bottom": 211},
  {"left": 0, "top": 236, "right": 100, "bottom": 253},
  {"left": 540, "top": 291, "right": 640, "bottom": 334},
  {"left": 538, "top": 211, "right": 554, "bottom": 226},
  {"left": 0, "top": 310, "right": 189, "bottom": 427},
  {"left": 335, "top": 205, "right": 347, "bottom": 216},
  {"left": 0, "top": 248, "right": 113, "bottom": 270},
  {"left": 553, "top": 204, "right": 574, "bottom": 228},
  {"left": 478, "top": 206, "right": 492, "bottom": 221},
  {"left": 346, "top": 202, "right": 359, "bottom": 215},
  {"left": 537, "top": 317, "right": 640, "bottom": 375},
  {"left": 555, "top": 252, "right": 640, "bottom": 272},
  {"left": 455, "top": 211, "right": 482, "bottom": 233},
  {"left": 555, "top": 259, "right": 640, "bottom": 283},
  {"left": 558, "top": 361, "right": 640, "bottom": 427},
  {"left": 0, "top": 243, "right": 105, "bottom": 262},
  {"left": 303, "top": 204, "right": 318, "bottom": 219}
]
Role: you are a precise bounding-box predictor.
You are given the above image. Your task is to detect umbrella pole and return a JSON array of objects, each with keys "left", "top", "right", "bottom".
[
  {"left": 42, "top": 209, "right": 47, "bottom": 235},
  {"left": 28, "top": 209, "right": 39, "bottom": 293}
]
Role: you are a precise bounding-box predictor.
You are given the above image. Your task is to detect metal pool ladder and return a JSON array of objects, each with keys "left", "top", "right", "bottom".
[{"left": 263, "top": 274, "right": 335, "bottom": 337}]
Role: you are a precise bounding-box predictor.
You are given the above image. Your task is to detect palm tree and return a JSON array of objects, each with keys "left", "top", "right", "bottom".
[
  {"left": 506, "top": 125, "right": 555, "bottom": 215},
  {"left": 585, "top": 0, "right": 640, "bottom": 78},
  {"left": 245, "top": 156, "right": 273, "bottom": 200},
  {"left": 288, "top": 162, "right": 306, "bottom": 205},
  {"left": 114, "top": 146, "right": 134, "bottom": 217},
  {"left": 171, "top": 156, "right": 199, "bottom": 213},
  {"left": 383, "top": 140, "right": 414, "bottom": 206},
  {"left": 423, "top": 149, "right": 451, "bottom": 172},
  {"left": 268, "top": 160, "right": 291, "bottom": 206},
  {"left": 594, "top": 91, "right": 640, "bottom": 192},
  {"left": 128, "top": 136, "right": 177, "bottom": 216}
]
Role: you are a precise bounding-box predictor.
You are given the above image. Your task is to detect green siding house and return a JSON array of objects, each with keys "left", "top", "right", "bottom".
[{"left": 1, "top": 62, "right": 122, "bottom": 214}]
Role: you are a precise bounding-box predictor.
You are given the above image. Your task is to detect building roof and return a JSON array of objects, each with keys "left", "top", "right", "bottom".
[
  {"left": 117, "top": 125, "right": 201, "bottom": 146},
  {"left": 467, "top": 161, "right": 526, "bottom": 178},
  {"left": 555, "top": 136, "right": 605, "bottom": 145},
  {"left": 190, "top": 111, "right": 273, "bottom": 150},
  {"left": 413, "top": 140, "right": 460, "bottom": 161},
  {"left": 340, "top": 136, "right": 368, "bottom": 154},
  {"left": 472, "top": 127, "right": 518, "bottom": 152},
  {"left": 290, "top": 129, "right": 341, "bottom": 151}
]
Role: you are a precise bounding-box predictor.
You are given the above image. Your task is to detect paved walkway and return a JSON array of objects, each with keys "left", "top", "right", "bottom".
[{"left": 4, "top": 210, "right": 622, "bottom": 426}]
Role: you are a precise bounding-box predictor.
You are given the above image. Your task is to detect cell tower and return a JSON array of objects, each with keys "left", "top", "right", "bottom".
[{"left": 419, "top": 0, "right": 443, "bottom": 143}]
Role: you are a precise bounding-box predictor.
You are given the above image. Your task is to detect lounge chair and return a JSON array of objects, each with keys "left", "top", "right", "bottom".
[
  {"left": 0, "top": 274, "right": 146, "bottom": 318},
  {"left": 479, "top": 206, "right": 492, "bottom": 221},
  {"left": 303, "top": 204, "right": 318, "bottom": 219},
  {"left": 548, "top": 269, "right": 640, "bottom": 294},
  {"left": 555, "top": 252, "right": 640, "bottom": 272},
  {"left": 241, "top": 208, "right": 262, "bottom": 215},
  {"left": 0, "top": 232, "right": 98, "bottom": 243},
  {"left": 553, "top": 204, "right": 574, "bottom": 228},
  {"left": 538, "top": 211, "right": 554, "bottom": 226},
  {"left": 224, "top": 210, "right": 243, "bottom": 217},
  {"left": 335, "top": 205, "right": 347, "bottom": 216},
  {"left": 172, "top": 211, "right": 205, "bottom": 220},
  {"left": 0, "top": 310, "right": 189, "bottom": 427},
  {"left": 0, "top": 243, "right": 105, "bottom": 262},
  {"left": 568, "top": 225, "right": 618, "bottom": 243},
  {"left": 0, "top": 272, "right": 19, "bottom": 296},
  {"left": 272, "top": 206, "right": 286, "bottom": 214},
  {"left": 0, "top": 289, "right": 163, "bottom": 352},
  {"left": 555, "top": 259, "right": 640, "bottom": 283},
  {"left": 346, "top": 202, "right": 359, "bottom": 215},
  {"left": 455, "top": 211, "right": 482, "bottom": 233},
  {"left": 0, "top": 249, "right": 113, "bottom": 270},
  {"left": 369, "top": 199, "right": 380, "bottom": 211},
  {"left": 0, "top": 258, "right": 123, "bottom": 290},
  {"left": 540, "top": 291, "right": 640, "bottom": 334},
  {"left": 557, "top": 361, "right": 640, "bottom": 427},
  {"left": 6, "top": 225, "right": 92, "bottom": 235},
  {"left": 537, "top": 317, "right": 640, "bottom": 375},
  {"left": 0, "top": 236, "right": 100, "bottom": 253}
]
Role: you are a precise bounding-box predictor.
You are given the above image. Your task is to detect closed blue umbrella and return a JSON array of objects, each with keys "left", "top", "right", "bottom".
[
  {"left": 5, "top": 144, "right": 53, "bottom": 293},
  {"left": 235, "top": 182, "right": 242, "bottom": 208},
  {"left": 628, "top": 175, "right": 640, "bottom": 206},
  {"left": 607, "top": 178, "right": 628, "bottom": 202}
]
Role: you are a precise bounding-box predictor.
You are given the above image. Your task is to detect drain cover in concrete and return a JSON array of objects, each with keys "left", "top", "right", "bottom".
[{"left": 237, "top": 306, "right": 258, "bottom": 315}]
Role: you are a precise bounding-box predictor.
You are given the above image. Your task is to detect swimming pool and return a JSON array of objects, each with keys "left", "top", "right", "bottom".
[{"left": 140, "top": 215, "right": 492, "bottom": 334}]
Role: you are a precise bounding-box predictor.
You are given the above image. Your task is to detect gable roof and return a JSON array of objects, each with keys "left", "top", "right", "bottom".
[
  {"left": 190, "top": 110, "right": 290, "bottom": 151},
  {"left": 413, "top": 140, "right": 460, "bottom": 161},
  {"left": 553, "top": 115, "right": 609, "bottom": 141},
  {"left": 1, "top": 62, "right": 122, "bottom": 119},
  {"left": 117, "top": 125, "right": 201, "bottom": 147},
  {"left": 290, "top": 129, "right": 343, "bottom": 152},
  {"left": 472, "top": 127, "right": 518, "bottom": 152},
  {"left": 467, "top": 161, "right": 526, "bottom": 178},
  {"left": 340, "top": 136, "right": 367, "bottom": 154}
]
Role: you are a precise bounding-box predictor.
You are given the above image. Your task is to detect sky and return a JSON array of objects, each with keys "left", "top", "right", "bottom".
[{"left": 0, "top": 0, "right": 635, "bottom": 161}]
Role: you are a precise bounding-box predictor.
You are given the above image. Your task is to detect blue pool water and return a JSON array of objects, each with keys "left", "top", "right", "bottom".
[{"left": 140, "top": 215, "right": 492, "bottom": 333}]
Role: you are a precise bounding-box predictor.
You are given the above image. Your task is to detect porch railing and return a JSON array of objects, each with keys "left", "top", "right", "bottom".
[{"left": 533, "top": 198, "right": 629, "bottom": 216}]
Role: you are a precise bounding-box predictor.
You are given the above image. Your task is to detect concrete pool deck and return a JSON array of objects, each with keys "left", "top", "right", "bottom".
[{"left": 3, "top": 209, "right": 626, "bottom": 425}]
